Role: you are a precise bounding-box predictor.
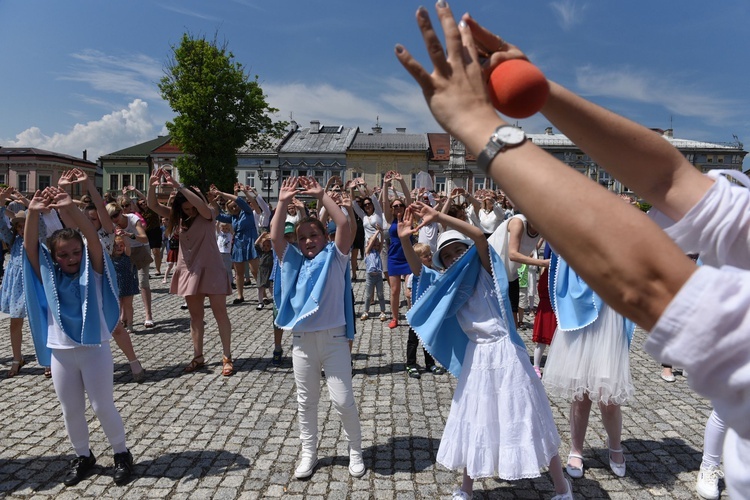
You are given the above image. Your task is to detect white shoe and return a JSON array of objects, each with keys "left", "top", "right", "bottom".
[
  {"left": 360, "top": 312, "right": 369, "bottom": 320},
  {"left": 348, "top": 449, "right": 366, "bottom": 478},
  {"left": 608, "top": 447, "right": 626, "bottom": 478},
  {"left": 379, "top": 312, "right": 387, "bottom": 322},
  {"left": 551, "top": 478, "right": 573, "bottom": 500},
  {"left": 294, "top": 454, "right": 318, "bottom": 479},
  {"left": 696, "top": 464, "right": 723, "bottom": 499},
  {"left": 565, "top": 452, "right": 584, "bottom": 478},
  {"left": 452, "top": 488, "right": 472, "bottom": 500}
]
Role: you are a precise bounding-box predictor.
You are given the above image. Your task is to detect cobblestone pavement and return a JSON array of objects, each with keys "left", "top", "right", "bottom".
[{"left": 0, "top": 271, "right": 721, "bottom": 499}]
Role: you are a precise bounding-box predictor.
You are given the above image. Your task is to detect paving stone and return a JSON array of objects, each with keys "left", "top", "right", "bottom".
[{"left": 0, "top": 271, "right": 720, "bottom": 498}]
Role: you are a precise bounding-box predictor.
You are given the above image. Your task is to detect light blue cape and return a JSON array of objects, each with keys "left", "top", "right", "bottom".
[
  {"left": 23, "top": 240, "right": 121, "bottom": 366},
  {"left": 549, "top": 253, "right": 635, "bottom": 344},
  {"left": 273, "top": 242, "right": 355, "bottom": 340},
  {"left": 407, "top": 245, "right": 526, "bottom": 378}
]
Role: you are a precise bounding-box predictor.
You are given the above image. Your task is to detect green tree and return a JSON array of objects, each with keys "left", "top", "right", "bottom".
[{"left": 159, "top": 33, "right": 287, "bottom": 192}]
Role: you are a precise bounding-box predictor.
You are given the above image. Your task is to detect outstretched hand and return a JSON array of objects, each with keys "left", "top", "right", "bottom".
[
  {"left": 397, "top": 206, "right": 417, "bottom": 239},
  {"left": 278, "top": 177, "right": 300, "bottom": 203},
  {"left": 298, "top": 177, "right": 324, "bottom": 199},
  {"left": 394, "top": 5, "right": 506, "bottom": 141},
  {"left": 410, "top": 201, "right": 440, "bottom": 231}
]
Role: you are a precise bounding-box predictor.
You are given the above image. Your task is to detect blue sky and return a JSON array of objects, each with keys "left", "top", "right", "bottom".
[{"left": 1, "top": 0, "right": 749, "bottom": 166}]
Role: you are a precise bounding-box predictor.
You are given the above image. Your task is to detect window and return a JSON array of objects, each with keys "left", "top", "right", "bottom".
[
  {"left": 245, "top": 171, "right": 256, "bottom": 188},
  {"left": 38, "top": 175, "right": 51, "bottom": 190},
  {"left": 122, "top": 174, "right": 131, "bottom": 189},
  {"left": 434, "top": 176, "right": 446, "bottom": 195},
  {"left": 718, "top": 156, "right": 724, "bottom": 164},
  {"left": 109, "top": 174, "right": 119, "bottom": 192},
  {"left": 0, "top": 174, "right": 6, "bottom": 186},
  {"left": 706, "top": 155, "right": 714, "bottom": 163},
  {"left": 474, "top": 176, "right": 485, "bottom": 192},
  {"left": 281, "top": 169, "right": 293, "bottom": 182},
  {"left": 310, "top": 170, "right": 325, "bottom": 185},
  {"left": 18, "top": 174, "right": 27, "bottom": 193},
  {"left": 437, "top": 149, "right": 445, "bottom": 155},
  {"left": 135, "top": 174, "right": 145, "bottom": 191}
]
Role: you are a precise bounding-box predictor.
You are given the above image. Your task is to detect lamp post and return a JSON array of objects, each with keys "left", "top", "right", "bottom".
[{"left": 258, "top": 169, "right": 278, "bottom": 202}]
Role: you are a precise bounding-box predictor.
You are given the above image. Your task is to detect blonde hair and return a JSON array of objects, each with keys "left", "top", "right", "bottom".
[{"left": 413, "top": 243, "right": 431, "bottom": 258}]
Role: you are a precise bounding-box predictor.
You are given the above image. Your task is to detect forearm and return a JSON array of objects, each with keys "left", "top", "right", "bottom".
[
  {"left": 474, "top": 120, "right": 695, "bottom": 329},
  {"left": 399, "top": 235, "right": 423, "bottom": 276},
  {"left": 147, "top": 188, "right": 170, "bottom": 218},
  {"left": 541, "top": 81, "right": 712, "bottom": 220},
  {"left": 270, "top": 199, "right": 290, "bottom": 253}
]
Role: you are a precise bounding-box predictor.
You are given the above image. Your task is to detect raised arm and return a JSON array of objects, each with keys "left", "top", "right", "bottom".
[
  {"left": 271, "top": 177, "right": 299, "bottom": 257},
  {"left": 48, "top": 187, "right": 104, "bottom": 274},
  {"left": 146, "top": 170, "right": 171, "bottom": 218},
  {"left": 412, "top": 201, "right": 490, "bottom": 272},
  {"left": 24, "top": 191, "right": 48, "bottom": 280},
  {"left": 397, "top": 206, "right": 424, "bottom": 276},
  {"left": 162, "top": 170, "right": 212, "bottom": 221},
  {"left": 395, "top": 4, "right": 694, "bottom": 329},
  {"left": 300, "top": 177, "right": 351, "bottom": 254}
]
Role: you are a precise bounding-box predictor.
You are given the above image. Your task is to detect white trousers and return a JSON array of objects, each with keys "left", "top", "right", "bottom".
[
  {"left": 291, "top": 326, "right": 362, "bottom": 457},
  {"left": 51, "top": 343, "right": 127, "bottom": 456}
]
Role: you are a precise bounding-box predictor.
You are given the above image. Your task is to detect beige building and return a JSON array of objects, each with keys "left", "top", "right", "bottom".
[{"left": 346, "top": 127, "right": 429, "bottom": 195}]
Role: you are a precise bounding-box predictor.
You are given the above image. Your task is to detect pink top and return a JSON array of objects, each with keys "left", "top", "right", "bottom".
[{"left": 170, "top": 211, "right": 231, "bottom": 297}]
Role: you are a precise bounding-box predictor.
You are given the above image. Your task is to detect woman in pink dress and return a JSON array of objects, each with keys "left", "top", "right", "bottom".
[{"left": 147, "top": 169, "right": 234, "bottom": 376}]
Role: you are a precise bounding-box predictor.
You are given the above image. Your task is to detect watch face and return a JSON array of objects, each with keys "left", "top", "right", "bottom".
[{"left": 496, "top": 126, "right": 526, "bottom": 145}]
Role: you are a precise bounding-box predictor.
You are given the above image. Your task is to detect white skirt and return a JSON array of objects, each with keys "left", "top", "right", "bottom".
[
  {"left": 542, "top": 303, "right": 634, "bottom": 405},
  {"left": 436, "top": 336, "right": 561, "bottom": 480}
]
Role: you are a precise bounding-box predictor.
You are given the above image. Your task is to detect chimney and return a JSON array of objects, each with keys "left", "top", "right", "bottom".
[
  {"left": 396, "top": 127, "right": 406, "bottom": 133},
  {"left": 83, "top": 149, "right": 88, "bottom": 160},
  {"left": 310, "top": 120, "right": 320, "bottom": 134},
  {"left": 545, "top": 127, "right": 553, "bottom": 135}
]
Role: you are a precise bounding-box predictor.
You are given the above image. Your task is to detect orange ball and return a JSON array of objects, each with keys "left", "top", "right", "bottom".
[{"left": 488, "top": 59, "right": 549, "bottom": 119}]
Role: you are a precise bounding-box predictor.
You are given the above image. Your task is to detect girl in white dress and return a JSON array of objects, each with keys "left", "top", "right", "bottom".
[{"left": 400, "top": 202, "right": 572, "bottom": 500}]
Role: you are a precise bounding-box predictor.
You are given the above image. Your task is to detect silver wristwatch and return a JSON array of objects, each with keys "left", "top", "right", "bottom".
[{"left": 476, "top": 125, "right": 527, "bottom": 172}]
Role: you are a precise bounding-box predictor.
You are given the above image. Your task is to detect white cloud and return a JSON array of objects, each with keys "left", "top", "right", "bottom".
[
  {"left": 575, "top": 66, "right": 743, "bottom": 125},
  {"left": 550, "top": 0, "right": 587, "bottom": 31},
  {"left": 2, "top": 100, "right": 160, "bottom": 161},
  {"left": 264, "top": 78, "right": 440, "bottom": 134},
  {"left": 61, "top": 49, "right": 164, "bottom": 102},
  {"left": 156, "top": 3, "right": 223, "bottom": 22}
]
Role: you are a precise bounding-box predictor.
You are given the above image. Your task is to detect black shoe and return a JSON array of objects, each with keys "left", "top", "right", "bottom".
[
  {"left": 64, "top": 451, "right": 96, "bottom": 486},
  {"left": 231, "top": 282, "right": 237, "bottom": 289},
  {"left": 272, "top": 348, "right": 283, "bottom": 366},
  {"left": 429, "top": 365, "right": 446, "bottom": 375},
  {"left": 406, "top": 366, "right": 421, "bottom": 379},
  {"left": 232, "top": 298, "right": 245, "bottom": 305},
  {"left": 113, "top": 450, "right": 134, "bottom": 485},
  {"left": 256, "top": 302, "right": 264, "bottom": 310}
]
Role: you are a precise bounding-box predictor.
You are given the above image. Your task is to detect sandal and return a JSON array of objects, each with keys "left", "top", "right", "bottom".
[
  {"left": 44, "top": 366, "right": 52, "bottom": 378},
  {"left": 184, "top": 355, "right": 205, "bottom": 373},
  {"left": 7, "top": 359, "right": 25, "bottom": 378},
  {"left": 222, "top": 356, "right": 234, "bottom": 377}
]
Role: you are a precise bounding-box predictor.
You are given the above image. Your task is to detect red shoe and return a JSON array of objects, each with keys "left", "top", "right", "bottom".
[{"left": 388, "top": 319, "right": 398, "bottom": 329}]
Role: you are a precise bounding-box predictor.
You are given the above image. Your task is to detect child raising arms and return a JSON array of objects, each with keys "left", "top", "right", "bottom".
[
  {"left": 399, "top": 202, "right": 571, "bottom": 500},
  {"left": 23, "top": 187, "right": 134, "bottom": 486},
  {"left": 270, "top": 176, "right": 365, "bottom": 480}
]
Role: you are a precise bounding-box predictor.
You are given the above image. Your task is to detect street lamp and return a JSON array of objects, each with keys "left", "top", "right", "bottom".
[{"left": 258, "top": 169, "right": 278, "bottom": 201}]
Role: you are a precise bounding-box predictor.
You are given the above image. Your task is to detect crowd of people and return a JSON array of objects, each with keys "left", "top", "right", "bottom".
[{"left": 0, "top": 3, "right": 745, "bottom": 498}]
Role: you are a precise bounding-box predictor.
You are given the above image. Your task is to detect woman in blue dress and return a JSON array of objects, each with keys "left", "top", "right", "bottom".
[
  {"left": 382, "top": 172, "right": 413, "bottom": 329},
  {"left": 213, "top": 185, "right": 258, "bottom": 305}
]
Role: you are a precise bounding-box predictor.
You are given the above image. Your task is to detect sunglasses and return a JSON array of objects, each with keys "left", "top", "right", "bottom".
[
  {"left": 392, "top": 204, "right": 405, "bottom": 209},
  {"left": 111, "top": 211, "right": 121, "bottom": 218},
  {"left": 362, "top": 202, "right": 373, "bottom": 206}
]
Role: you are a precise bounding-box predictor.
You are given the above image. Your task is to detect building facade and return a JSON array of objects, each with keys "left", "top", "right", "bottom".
[{"left": 0, "top": 147, "right": 96, "bottom": 196}]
